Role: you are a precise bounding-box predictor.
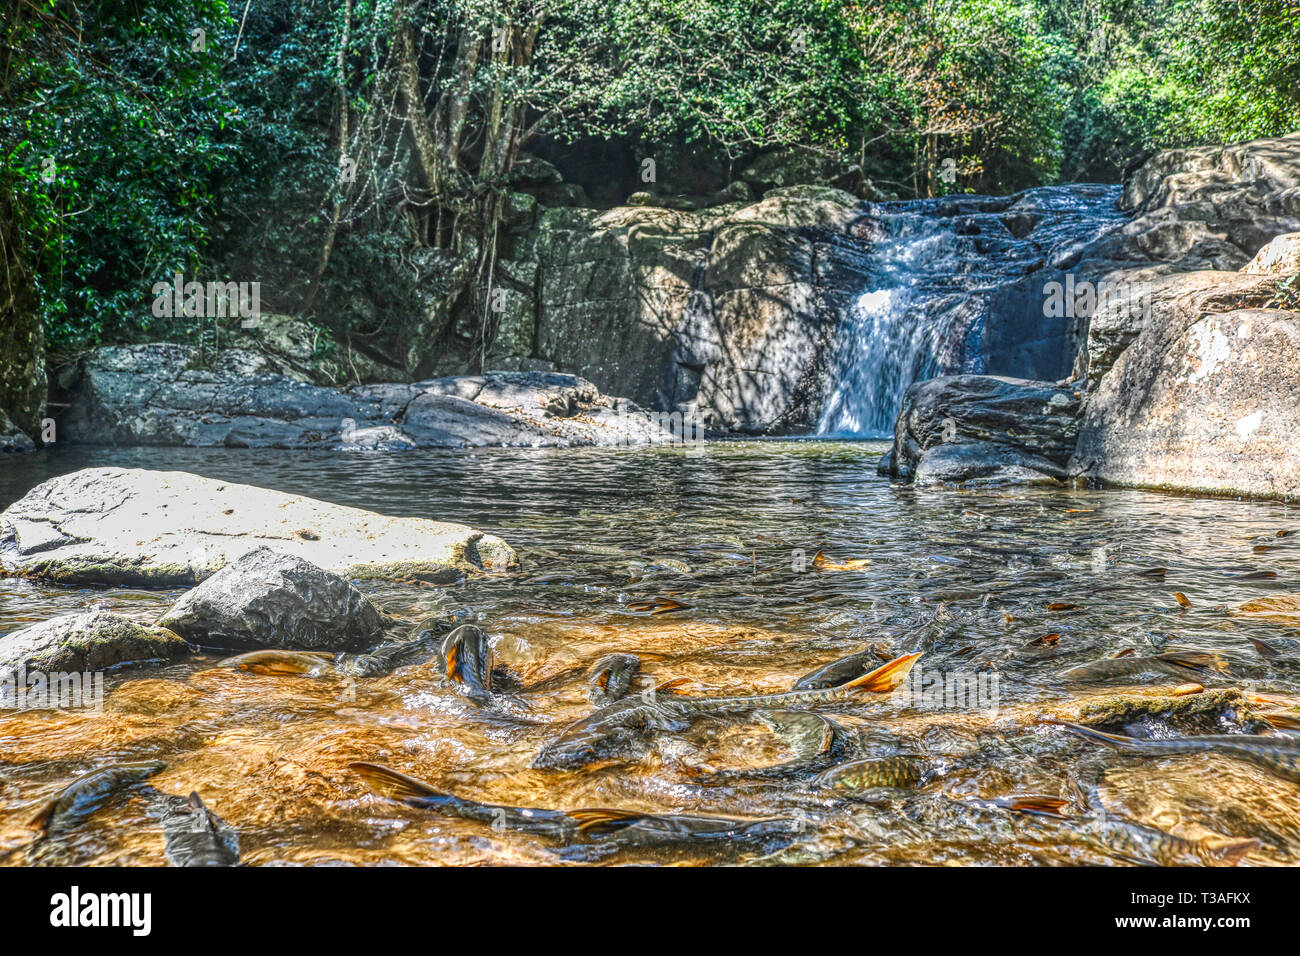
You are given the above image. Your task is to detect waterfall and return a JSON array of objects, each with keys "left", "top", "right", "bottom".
[{"left": 817, "top": 185, "right": 1126, "bottom": 438}]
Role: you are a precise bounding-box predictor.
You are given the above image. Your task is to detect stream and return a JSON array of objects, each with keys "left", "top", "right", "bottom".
[{"left": 3, "top": 443, "right": 1299, "bottom": 865}]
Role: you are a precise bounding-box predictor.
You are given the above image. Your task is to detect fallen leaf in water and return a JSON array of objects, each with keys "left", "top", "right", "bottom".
[
  {"left": 1253, "top": 545, "right": 1278, "bottom": 554},
  {"left": 1173, "top": 592, "right": 1193, "bottom": 608},
  {"left": 1110, "top": 648, "right": 1136, "bottom": 658},
  {"left": 1064, "top": 509, "right": 1093, "bottom": 513},
  {"left": 1279, "top": 530, "right": 1294, "bottom": 538},
  {"left": 1027, "top": 633, "right": 1061, "bottom": 647},
  {"left": 1003, "top": 612, "right": 1017, "bottom": 624},
  {"left": 812, "top": 549, "right": 870, "bottom": 572},
  {"left": 1171, "top": 683, "right": 1203, "bottom": 696},
  {"left": 1047, "top": 602, "right": 1078, "bottom": 612},
  {"left": 626, "top": 597, "right": 691, "bottom": 615}
]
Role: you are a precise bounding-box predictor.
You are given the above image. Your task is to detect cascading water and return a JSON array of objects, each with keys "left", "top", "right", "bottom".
[{"left": 817, "top": 185, "right": 1126, "bottom": 438}]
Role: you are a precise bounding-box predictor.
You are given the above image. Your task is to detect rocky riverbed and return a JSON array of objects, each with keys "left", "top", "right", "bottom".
[{"left": 2, "top": 446, "right": 1299, "bottom": 866}]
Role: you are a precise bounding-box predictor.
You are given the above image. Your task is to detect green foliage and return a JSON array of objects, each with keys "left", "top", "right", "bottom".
[
  {"left": 2, "top": 0, "right": 239, "bottom": 358},
  {"left": 4, "top": 0, "right": 1299, "bottom": 365}
]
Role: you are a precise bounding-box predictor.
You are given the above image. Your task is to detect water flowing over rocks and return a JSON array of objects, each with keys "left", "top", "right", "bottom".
[
  {"left": 157, "top": 548, "right": 393, "bottom": 651},
  {"left": 886, "top": 132, "right": 1300, "bottom": 499},
  {"left": 0, "top": 612, "right": 189, "bottom": 675},
  {"left": 0, "top": 467, "right": 517, "bottom": 586},
  {"left": 881, "top": 375, "right": 1081, "bottom": 485},
  {"left": 818, "top": 185, "right": 1123, "bottom": 436},
  {"left": 60, "top": 343, "right": 680, "bottom": 449}
]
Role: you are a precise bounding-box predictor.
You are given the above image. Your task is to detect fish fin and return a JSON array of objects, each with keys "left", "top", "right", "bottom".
[
  {"left": 840, "top": 652, "right": 922, "bottom": 693},
  {"left": 1056, "top": 721, "right": 1144, "bottom": 749},
  {"left": 1158, "top": 650, "right": 1228, "bottom": 674},
  {"left": 655, "top": 677, "right": 694, "bottom": 695},
  {"left": 1247, "top": 637, "right": 1281, "bottom": 658},
  {"left": 443, "top": 641, "right": 461, "bottom": 683},
  {"left": 592, "top": 670, "right": 610, "bottom": 692},
  {"left": 1201, "top": 837, "right": 1261, "bottom": 866},
  {"left": 1003, "top": 795, "right": 1069, "bottom": 817},
  {"left": 1262, "top": 712, "right": 1300, "bottom": 731},
  {"left": 25, "top": 799, "right": 56, "bottom": 832},
  {"left": 349, "top": 762, "right": 449, "bottom": 802},
  {"left": 565, "top": 808, "right": 646, "bottom": 834}
]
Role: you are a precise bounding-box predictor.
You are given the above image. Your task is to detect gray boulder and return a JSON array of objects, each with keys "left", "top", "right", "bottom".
[
  {"left": 0, "top": 407, "right": 34, "bottom": 453},
  {"left": 1072, "top": 271, "right": 1300, "bottom": 499},
  {"left": 157, "top": 548, "right": 390, "bottom": 651},
  {"left": 1, "top": 611, "right": 189, "bottom": 675},
  {"left": 882, "top": 375, "right": 1082, "bottom": 485},
  {"left": 0, "top": 467, "right": 516, "bottom": 586},
  {"left": 60, "top": 344, "right": 681, "bottom": 449}
]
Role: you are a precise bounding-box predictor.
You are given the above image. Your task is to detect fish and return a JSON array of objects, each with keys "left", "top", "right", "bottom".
[
  {"left": 219, "top": 649, "right": 339, "bottom": 677},
  {"left": 26, "top": 761, "right": 167, "bottom": 835},
  {"left": 533, "top": 652, "right": 921, "bottom": 770},
  {"left": 587, "top": 653, "right": 642, "bottom": 703},
  {"left": 438, "top": 624, "right": 497, "bottom": 702},
  {"left": 814, "top": 756, "right": 931, "bottom": 792},
  {"left": 23, "top": 761, "right": 168, "bottom": 866},
  {"left": 625, "top": 597, "right": 691, "bottom": 614},
  {"left": 1077, "top": 813, "right": 1260, "bottom": 867},
  {"left": 1058, "top": 650, "right": 1227, "bottom": 683},
  {"left": 1245, "top": 636, "right": 1300, "bottom": 657},
  {"left": 350, "top": 762, "right": 803, "bottom": 858},
  {"left": 218, "top": 628, "right": 447, "bottom": 679},
  {"left": 691, "top": 711, "right": 843, "bottom": 782},
  {"left": 791, "top": 646, "right": 892, "bottom": 690},
  {"left": 1058, "top": 721, "right": 1300, "bottom": 783},
  {"left": 151, "top": 790, "right": 241, "bottom": 867}
]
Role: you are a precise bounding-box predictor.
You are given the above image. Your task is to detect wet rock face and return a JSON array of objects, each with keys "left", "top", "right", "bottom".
[
  {"left": 498, "top": 187, "right": 870, "bottom": 432},
  {"left": 0, "top": 467, "right": 516, "bottom": 586},
  {"left": 157, "top": 548, "right": 389, "bottom": 652},
  {"left": 1072, "top": 272, "right": 1300, "bottom": 500},
  {"left": 1075, "top": 131, "right": 1300, "bottom": 387},
  {"left": 882, "top": 375, "right": 1081, "bottom": 485},
  {"left": 0, "top": 611, "right": 189, "bottom": 675},
  {"left": 60, "top": 345, "right": 676, "bottom": 449}
]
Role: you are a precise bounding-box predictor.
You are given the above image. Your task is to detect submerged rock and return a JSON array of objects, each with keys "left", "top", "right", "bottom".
[
  {"left": 1056, "top": 688, "right": 1263, "bottom": 737},
  {"left": 157, "top": 548, "right": 392, "bottom": 651},
  {"left": 60, "top": 344, "right": 683, "bottom": 449},
  {"left": 0, "top": 467, "right": 516, "bottom": 586},
  {"left": 882, "top": 375, "right": 1081, "bottom": 485},
  {"left": 0, "top": 611, "right": 189, "bottom": 675}
]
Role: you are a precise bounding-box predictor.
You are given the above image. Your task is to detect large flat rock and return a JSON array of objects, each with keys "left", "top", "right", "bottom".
[{"left": 0, "top": 467, "right": 517, "bottom": 586}]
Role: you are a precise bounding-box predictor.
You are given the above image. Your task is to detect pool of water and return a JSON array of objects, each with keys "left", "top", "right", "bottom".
[{"left": 2, "top": 442, "right": 1299, "bottom": 865}]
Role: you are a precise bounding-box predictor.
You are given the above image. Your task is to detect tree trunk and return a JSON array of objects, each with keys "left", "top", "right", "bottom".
[{"left": 0, "top": 180, "right": 46, "bottom": 439}]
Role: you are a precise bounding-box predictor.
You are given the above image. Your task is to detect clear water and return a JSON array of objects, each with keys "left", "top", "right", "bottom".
[{"left": 2, "top": 443, "right": 1299, "bottom": 865}]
